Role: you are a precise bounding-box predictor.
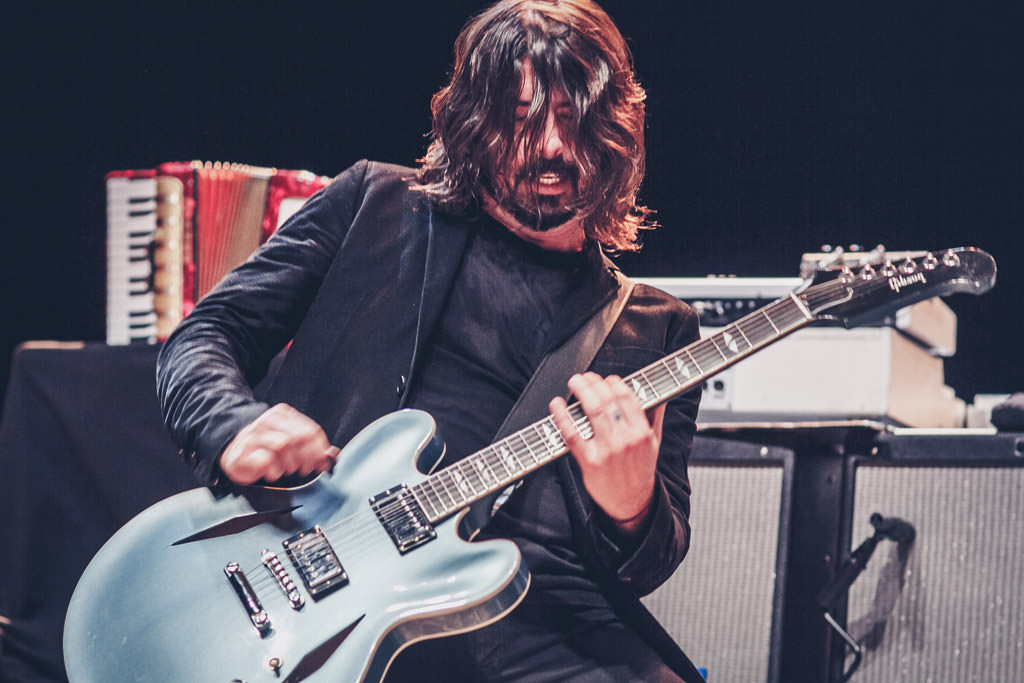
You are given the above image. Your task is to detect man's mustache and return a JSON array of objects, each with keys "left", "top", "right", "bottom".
[{"left": 514, "top": 158, "right": 579, "bottom": 185}]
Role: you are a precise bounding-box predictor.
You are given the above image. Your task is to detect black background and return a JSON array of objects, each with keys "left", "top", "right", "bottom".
[{"left": 2, "top": 1, "right": 1021, "bottom": 410}]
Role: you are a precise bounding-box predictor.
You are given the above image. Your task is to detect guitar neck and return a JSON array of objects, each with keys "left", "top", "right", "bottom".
[{"left": 411, "top": 291, "right": 817, "bottom": 523}]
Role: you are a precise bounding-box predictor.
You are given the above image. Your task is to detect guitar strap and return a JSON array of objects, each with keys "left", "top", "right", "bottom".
[
  {"left": 492, "top": 267, "right": 634, "bottom": 441},
  {"left": 484, "top": 267, "right": 707, "bottom": 683},
  {"left": 460, "top": 267, "right": 634, "bottom": 534}
]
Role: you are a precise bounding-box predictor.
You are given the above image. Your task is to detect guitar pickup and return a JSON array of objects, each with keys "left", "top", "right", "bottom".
[
  {"left": 282, "top": 525, "right": 348, "bottom": 600},
  {"left": 370, "top": 485, "right": 436, "bottom": 554}
]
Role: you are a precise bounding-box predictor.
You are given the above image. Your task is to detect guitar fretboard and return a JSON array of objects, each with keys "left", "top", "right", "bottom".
[{"left": 410, "top": 290, "right": 818, "bottom": 523}]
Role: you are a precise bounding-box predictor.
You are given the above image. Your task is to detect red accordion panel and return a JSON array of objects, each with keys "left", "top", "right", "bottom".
[{"left": 105, "top": 161, "right": 330, "bottom": 345}]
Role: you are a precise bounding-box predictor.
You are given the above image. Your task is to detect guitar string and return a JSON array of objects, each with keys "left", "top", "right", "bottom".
[
  {"left": 243, "top": 268, "right": 924, "bottom": 588},
  {"left": 242, "top": 285, "right": 821, "bottom": 580}
]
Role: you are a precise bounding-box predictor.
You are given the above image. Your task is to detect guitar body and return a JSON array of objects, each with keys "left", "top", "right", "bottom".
[{"left": 63, "top": 410, "right": 528, "bottom": 683}]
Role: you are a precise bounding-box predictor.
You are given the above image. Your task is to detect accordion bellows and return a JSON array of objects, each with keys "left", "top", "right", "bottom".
[{"left": 106, "top": 161, "right": 331, "bottom": 345}]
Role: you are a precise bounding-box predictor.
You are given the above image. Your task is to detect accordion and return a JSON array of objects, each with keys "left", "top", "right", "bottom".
[{"left": 106, "top": 161, "right": 331, "bottom": 345}]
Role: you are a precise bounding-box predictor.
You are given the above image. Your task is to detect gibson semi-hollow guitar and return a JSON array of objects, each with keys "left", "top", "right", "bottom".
[{"left": 64, "top": 247, "right": 995, "bottom": 683}]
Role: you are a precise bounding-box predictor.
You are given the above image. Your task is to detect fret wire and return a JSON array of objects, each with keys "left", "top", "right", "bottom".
[
  {"left": 636, "top": 364, "right": 671, "bottom": 397},
  {"left": 670, "top": 353, "right": 698, "bottom": 386},
  {"left": 470, "top": 452, "right": 494, "bottom": 491},
  {"left": 450, "top": 466, "right": 473, "bottom": 505},
  {"left": 765, "top": 301, "right": 802, "bottom": 331},
  {"left": 516, "top": 431, "right": 539, "bottom": 467},
  {"left": 760, "top": 307, "right": 781, "bottom": 334},
  {"left": 571, "top": 411, "right": 592, "bottom": 434},
  {"left": 474, "top": 450, "right": 500, "bottom": 489},
  {"left": 645, "top": 366, "right": 668, "bottom": 396},
  {"left": 441, "top": 468, "right": 468, "bottom": 505},
  {"left": 646, "top": 365, "right": 676, "bottom": 401},
  {"left": 773, "top": 301, "right": 806, "bottom": 326},
  {"left": 458, "top": 456, "right": 482, "bottom": 493},
  {"left": 708, "top": 335, "right": 730, "bottom": 362},
  {"left": 734, "top": 318, "right": 776, "bottom": 351},
  {"left": 692, "top": 341, "right": 722, "bottom": 371},
  {"left": 760, "top": 308, "right": 793, "bottom": 333},
  {"left": 525, "top": 425, "right": 547, "bottom": 465},
  {"left": 484, "top": 443, "right": 506, "bottom": 479},
  {"left": 627, "top": 371, "right": 657, "bottom": 406},
  {"left": 744, "top": 313, "right": 780, "bottom": 340},
  {"left": 771, "top": 299, "right": 809, "bottom": 329},
  {"left": 420, "top": 477, "right": 446, "bottom": 516},
  {"left": 663, "top": 355, "right": 692, "bottom": 389},
  {"left": 436, "top": 470, "right": 461, "bottom": 509},
  {"left": 537, "top": 422, "right": 559, "bottom": 459},
  {"left": 540, "top": 418, "right": 566, "bottom": 458},
  {"left": 648, "top": 365, "right": 680, "bottom": 396},
  {"left": 512, "top": 432, "right": 534, "bottom": 472},
  {"left": 661, "top": 354, "right": 684, "bottom": 387},
  {"left": 732, "top": 318, "right": 753, "bottom": 347},
  {"left": 495, "top": 440, "right": 518, "bottom": 479},
  {"left": 527, "top": 421, "right": 561, "bottom": 463},
  {"left": 683, "top": 347, "right": 703, "bottom": 374},
  {"left": 454, "top": 457, "right": 482, "bottom": 499},
  {"left": 412, "top": 482, "right": 441, "bottom": 519},
  {"left": 717, "top": 327, "right": 745, "bottom": 355},
  {"left": 568, "top": 404, "right": 593, "bottom": 439}
]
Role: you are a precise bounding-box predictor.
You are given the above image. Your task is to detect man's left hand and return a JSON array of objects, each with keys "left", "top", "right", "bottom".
[{"left": 549, "top": 372, "right": 665, "bottom": 535}]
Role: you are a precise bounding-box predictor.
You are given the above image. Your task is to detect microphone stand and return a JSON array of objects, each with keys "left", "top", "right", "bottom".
[{"left": 816, "top": 513, "right": 916, "bottom": 681}]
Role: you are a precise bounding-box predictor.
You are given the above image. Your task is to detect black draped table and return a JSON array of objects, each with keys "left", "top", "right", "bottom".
[{"left": 0, "top": 342, "right": 196, "bottom": 682}]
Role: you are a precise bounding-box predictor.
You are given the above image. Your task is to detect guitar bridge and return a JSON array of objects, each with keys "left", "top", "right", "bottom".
[
  {"left": 224, "top": 562, "right": 271, "bottom": 635},
  {"left": 370, "top": 485, "right": 436, "bottom": 554}
]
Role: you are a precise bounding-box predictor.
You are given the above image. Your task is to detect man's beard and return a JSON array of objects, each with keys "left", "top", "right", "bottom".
[{"left": 503, "top": 158, "right": 579, "bottom": 232}]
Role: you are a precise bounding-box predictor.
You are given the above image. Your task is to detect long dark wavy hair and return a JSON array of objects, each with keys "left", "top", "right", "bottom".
[{"left": 416, "top": 0, "right": 652, "bottom": 252}]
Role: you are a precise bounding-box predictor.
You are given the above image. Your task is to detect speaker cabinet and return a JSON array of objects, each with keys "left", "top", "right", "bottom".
[
  {"left": 835, "top": 431, "right": 1024, "bottom": 682},
  {"left": 643, "top": 436, "right": 794, "bottom": 683}
]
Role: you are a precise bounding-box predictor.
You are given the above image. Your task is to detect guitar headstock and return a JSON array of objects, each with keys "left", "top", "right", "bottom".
[{"left": 800, "top": 247, "right": 996, "bottom": 327}]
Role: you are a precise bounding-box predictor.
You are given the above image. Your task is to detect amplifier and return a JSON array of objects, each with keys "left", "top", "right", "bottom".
[
  {"left": 637, "top": 276, "right": 958, "bottom": 356},
  {"left": 832, "top": 430, "right": 1024, "bottom": 682},
  {"left": 636, "top": 277, "right": 965, "bottom": 427},
  {"left": 643, "top": 436, "right": 794, "bottom": 683}
]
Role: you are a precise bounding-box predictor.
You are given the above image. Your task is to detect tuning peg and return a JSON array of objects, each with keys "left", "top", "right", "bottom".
[
  {"left": 923, "top": 252, "right": 939, "bottom": 270},
  {"left": 899, "top": 256, "right": 917, "bottom": 274},
  {"left": 942, "top": 249, "right": 961, "bottom": 267},
  {"left": 839, "top": 266, "right": 854, "bottom": 283},
  {"left": 859, "top": 263, "right": 877, "bottom": 280},
  {"left": 880, "top": 261, "right": 897, "bottom": 277}
]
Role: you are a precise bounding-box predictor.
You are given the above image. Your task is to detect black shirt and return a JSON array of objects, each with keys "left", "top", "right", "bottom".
[{"left": 406, "top": 214, "right": 617, "bottom": 599}]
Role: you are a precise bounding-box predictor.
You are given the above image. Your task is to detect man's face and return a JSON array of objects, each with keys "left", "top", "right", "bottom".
[{"left": 497, "top": 60, "right": 580, "bottom": 231}]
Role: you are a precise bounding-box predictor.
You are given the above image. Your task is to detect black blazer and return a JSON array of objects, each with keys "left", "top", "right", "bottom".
[{"left": 156, "top": 159, "right": 704, "bottom": 678}]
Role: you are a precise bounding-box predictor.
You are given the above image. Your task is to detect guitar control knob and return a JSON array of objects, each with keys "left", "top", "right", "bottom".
[
  {"left": 859, "top": 263, "right": 876, "bottom": 280},
  {"left": 899, "top": 256, "right": 917, "bottom": 274},
  {"left": 922, "top": 252, "right": 939, "bottom": 270},
  {"left": 880, "top": 261, "right": 897, "bottom": 277},
  {"left": 943, "top": 249, "right": 960, "bottom": 267},
  {"left": 268, "top": 657, "right": 282, "bottom": 673}
]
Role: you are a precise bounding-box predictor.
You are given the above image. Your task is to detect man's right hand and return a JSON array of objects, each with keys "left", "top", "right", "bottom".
[{"left": 218, "top": 403, "right": 340, "bottom": 485}]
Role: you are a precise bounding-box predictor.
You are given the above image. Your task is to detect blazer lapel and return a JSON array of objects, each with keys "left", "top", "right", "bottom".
[{"left": 398, "top": 206, "right": 476, "bottom": 407}]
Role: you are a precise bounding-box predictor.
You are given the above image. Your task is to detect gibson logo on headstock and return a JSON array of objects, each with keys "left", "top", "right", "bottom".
[{"left": 888, "top": 271, "right": 926, "bottom": 293}]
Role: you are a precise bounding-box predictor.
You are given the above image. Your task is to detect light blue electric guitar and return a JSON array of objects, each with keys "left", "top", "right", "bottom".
[{"left": 63, "top": 248, "right": 995, "bottom": 682}]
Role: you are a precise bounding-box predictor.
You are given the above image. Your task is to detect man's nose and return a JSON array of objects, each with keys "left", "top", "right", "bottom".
[{"left": 541, "top": 111, "right": 565, "bottom": 159}]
